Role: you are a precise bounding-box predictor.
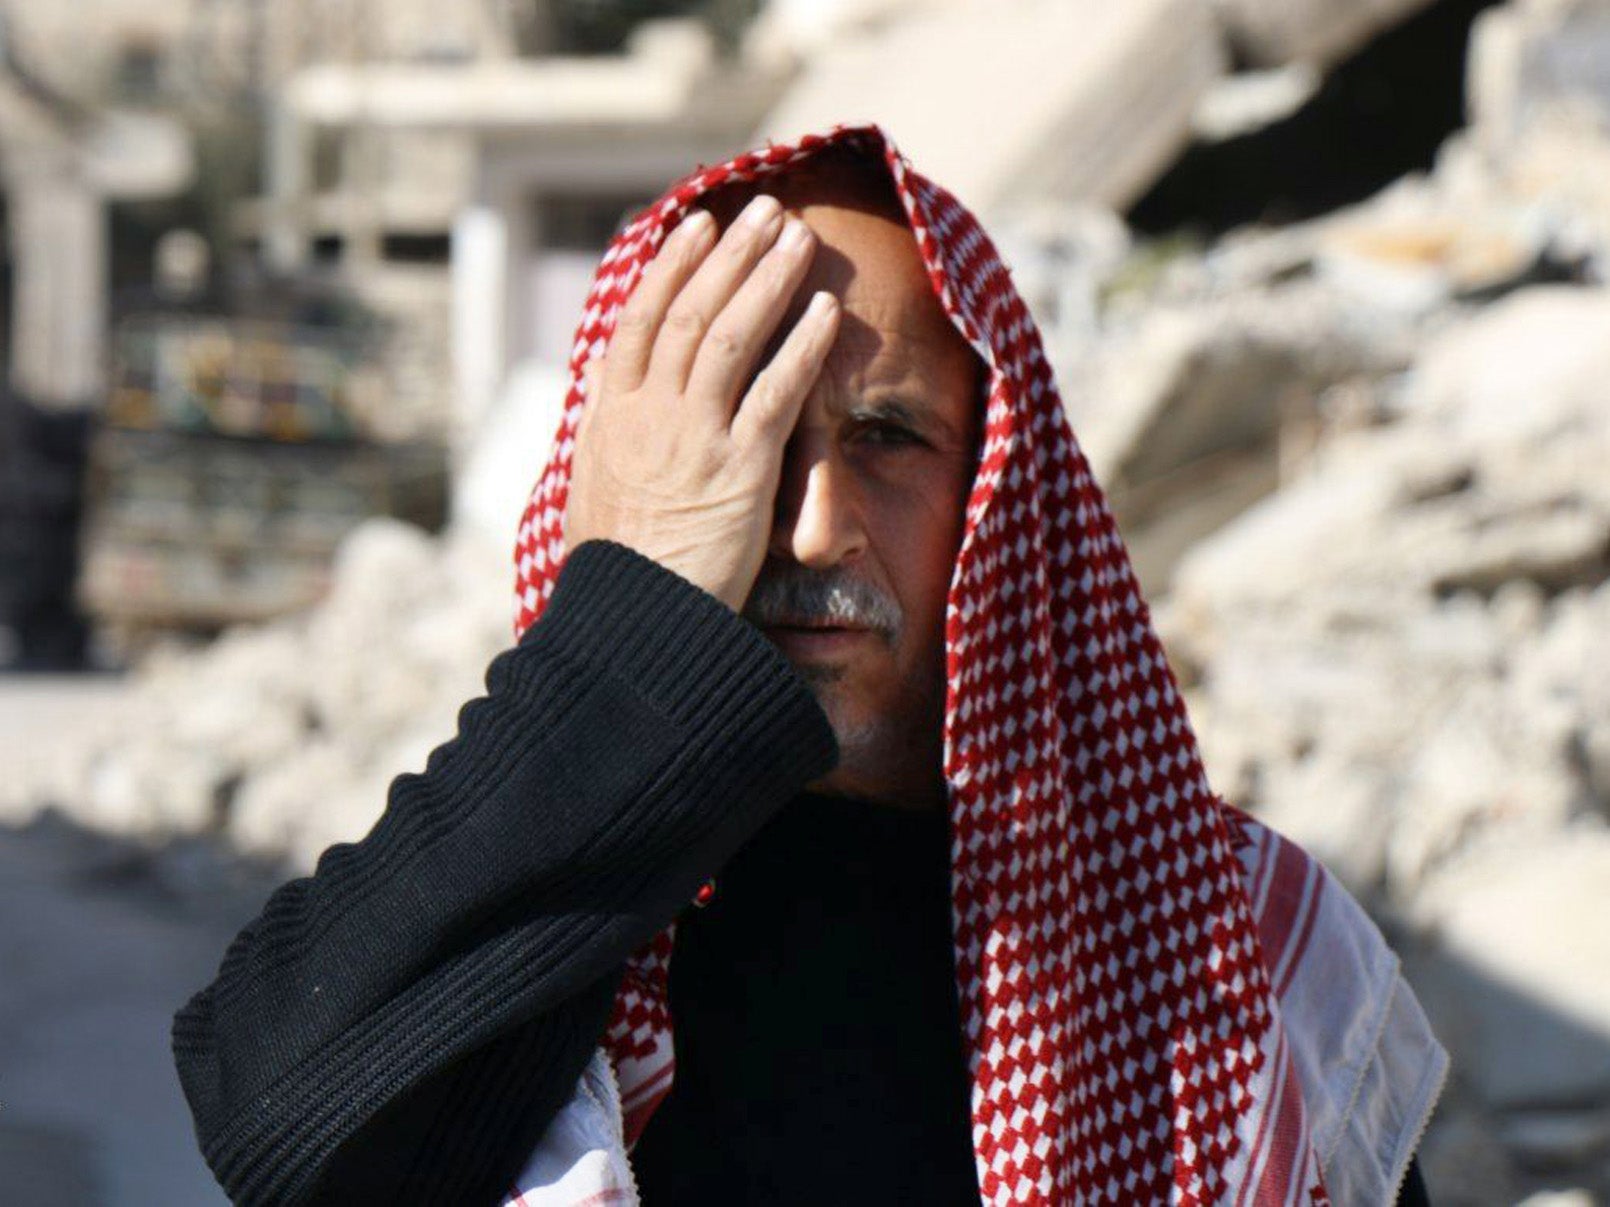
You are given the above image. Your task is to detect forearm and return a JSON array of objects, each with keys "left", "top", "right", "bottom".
[
  {"left": 309, "top": 974, "right": 619, "bottom": 1205},
  {"left": 172, "top": 541, "right": 836, "bottom": 1205}
]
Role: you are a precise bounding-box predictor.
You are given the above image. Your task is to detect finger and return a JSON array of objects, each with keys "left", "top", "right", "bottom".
[
  {"left": 575, "top": 357, "right": 603, "bottom": 442},
  {"left": 605, "top": 210, "right": 716, "bottom": 393},
  {"left": 684, "top": 216, "right": 818, "bottom": 411},
  {"left": 645, "top": 194, "right": 785, "bottom": 392},
  {"left": 732, "top": 290, "right": 840, "bottom": 449}
]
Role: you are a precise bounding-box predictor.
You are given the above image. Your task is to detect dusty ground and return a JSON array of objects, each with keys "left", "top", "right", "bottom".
[{"left": 0, "top": 674, "right": 281, "bottom": 1206}]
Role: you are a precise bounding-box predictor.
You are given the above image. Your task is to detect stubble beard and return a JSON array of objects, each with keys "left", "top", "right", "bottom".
[
  {"left": 798, "top": 648, "right": 949, "bottom": 807},
  {"left": 744, "top": 560, "right": 947, "bottom": 805}
]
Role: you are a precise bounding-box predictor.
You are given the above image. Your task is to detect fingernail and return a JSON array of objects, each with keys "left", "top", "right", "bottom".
[
  {"left": 779, "top": 218, "right": 812, "bottom": 253},
  {"left": 806, "top": 290, "right": 837, "bottom": 321},
  {"left": 672, "top": 210, "right": 713, "bottom": 243},
  {"left": 740, "top": 194, "right": 782, "bottom": 228}
]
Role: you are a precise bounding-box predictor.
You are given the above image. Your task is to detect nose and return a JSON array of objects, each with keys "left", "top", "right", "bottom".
[{"left": 769, "top": 432, "right": 868, "bottom": 570}]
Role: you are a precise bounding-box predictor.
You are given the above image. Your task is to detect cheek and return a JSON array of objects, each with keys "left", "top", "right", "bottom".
[{"left": 864, "top": 468, "right": 970, "bottom": 637}]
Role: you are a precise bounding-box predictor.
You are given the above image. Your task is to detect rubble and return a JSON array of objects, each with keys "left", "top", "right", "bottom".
[
  {"left": 6, "top": 0, "right": 1610, "bottom": 1197},
  {"left": 1064, "top": 282, "right": 1411, "bottom": 591},
  {"left": 1212, "top": 0, "right": 1439, "bottom": 68},
  {"left": 1158, "top": 286, "right": 1610, "bottom": 1200},
  {"left": 1468, "top": 0, "right": 1610, "bottom": 153},
  {"left": 1057, "top": 27, "right": 1610, "bottom": 1184},
  {"left": 756, "top": 0, "right": 1225, "bottom": 213},
  {"left": 1, "top": 519, "right": 512, "bottom": 869},
  {"left": 1411, "top": 829, "right": 1610, "bottom": 1110},
  {"left": 1161, "top": 287, "right": 1610, "bottom": 898}
]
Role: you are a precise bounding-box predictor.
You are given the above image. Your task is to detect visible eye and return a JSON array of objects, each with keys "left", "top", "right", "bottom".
[{"left": 851, "top": 419, "right": 924, "bottom": 448}]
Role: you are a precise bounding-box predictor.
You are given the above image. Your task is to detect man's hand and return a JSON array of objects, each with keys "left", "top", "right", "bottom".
[{"left": 564, "top": 194, "right": 840, "bottom": 612}]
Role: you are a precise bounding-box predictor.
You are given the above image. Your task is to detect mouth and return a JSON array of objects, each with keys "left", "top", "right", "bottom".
[
  {"left": 761, "top": 621, "right": 875, "bottom": 656},
  {"left": 765, "top": 616, "right": 863, "bottom": 632}
]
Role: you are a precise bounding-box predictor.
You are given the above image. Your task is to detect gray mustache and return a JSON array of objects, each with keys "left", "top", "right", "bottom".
[{"left": 743, "top": 564, "right": 902, "bottom": 640}]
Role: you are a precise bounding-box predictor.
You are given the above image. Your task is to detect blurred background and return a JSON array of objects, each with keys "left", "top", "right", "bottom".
[{"left": 1, "top": 0, "right": 1608, "bottom": 1202}]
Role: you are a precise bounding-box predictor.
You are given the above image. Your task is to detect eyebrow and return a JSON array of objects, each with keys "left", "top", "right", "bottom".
[
  {"left": 847, "top": 397, "right": 970, "bottom": 449},
  {"left": 847, "top": 399, "right": 921, "bottom": 427}
]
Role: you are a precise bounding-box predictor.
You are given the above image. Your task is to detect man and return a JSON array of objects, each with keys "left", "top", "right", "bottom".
[{"left": 175, "top": 127, "right": 1444, "bottom": 1204}]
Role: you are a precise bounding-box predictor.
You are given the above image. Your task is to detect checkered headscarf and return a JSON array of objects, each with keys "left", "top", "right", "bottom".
[{"left": 513, "top": 125, "right": 1327, "bottom": 1204}]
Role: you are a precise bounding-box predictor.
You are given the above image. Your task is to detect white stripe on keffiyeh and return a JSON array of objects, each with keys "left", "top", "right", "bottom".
[{"left": 504, "top": 813, "right": 1444, "bottom": 1206}]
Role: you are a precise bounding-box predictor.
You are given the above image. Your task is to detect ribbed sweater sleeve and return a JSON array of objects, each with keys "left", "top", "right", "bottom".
[{"left": 171, "top": 540, "right": 838, "bottom": 1206}]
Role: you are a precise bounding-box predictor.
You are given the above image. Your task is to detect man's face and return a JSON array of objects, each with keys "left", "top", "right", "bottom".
[{"left": 723, "top": 190, "right": 982, "bottom": 809}]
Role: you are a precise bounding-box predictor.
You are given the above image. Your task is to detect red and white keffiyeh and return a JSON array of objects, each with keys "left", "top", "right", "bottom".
[{"left": 508, "top": 126, "right": 1444, "bottom": 1205}]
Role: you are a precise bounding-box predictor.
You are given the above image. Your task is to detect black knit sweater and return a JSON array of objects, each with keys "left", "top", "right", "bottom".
[
  {"left": 629, "top": 791, "right": 981, "bottom": 1205},
  {"left": 174, "top": 541, "right": 838, "bottom": 1203},
  {"left": 172, "top": 540, "right": 1429, "bottom": 1205}
]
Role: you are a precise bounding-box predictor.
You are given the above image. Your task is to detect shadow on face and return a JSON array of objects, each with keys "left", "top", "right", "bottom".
[
  {"left": 698, "top": 146, "right": 989, "bottom": 809},
  {"left": 698, "top": 146, "right": 983, "bottom": 408}
]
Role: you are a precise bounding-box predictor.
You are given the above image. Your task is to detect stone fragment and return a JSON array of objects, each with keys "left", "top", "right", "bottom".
[
  {"left": 1163, "top": 286, "right": 1610, "bottom": 1174},
  {"left": 1410, "top": 831, "right": 1610, "bottom": 1110},
  {"left": 1071, "top": 288, "right": 1403, "bottom": 592},
  {"left": 1469, "top": 0, "right": 1610, "bottom": 152},
  {"left": 1316, "top": 192, "right": 1550, "bottom": 314},
  {"left": 1212, "top": 0, "right": 1438, "bottom": 68},
  {"left": 757, "top": 0, "right": 1224, "bottom": 213},
  {"left": 1515, "top": 1190, "right": 1598, "bottom": 1207},
  {"left": 2, "top": 517, "right": 511, "bottom": 863}
]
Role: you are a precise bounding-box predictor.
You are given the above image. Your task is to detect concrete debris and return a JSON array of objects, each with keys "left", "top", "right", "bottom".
[
  {"left": 1191, "top": 65, "right": 1323, "bottom": 142},
  {"left": 1316, "top": 187, "right": 1554, "bottom": 315},
  {"left": 1212, "top": 0, "right": 1439, "bottom": 68},
  {"left": 1468, "top": 0, "right": 1610, "bottom": 153},
  {"left": 1160, "top": 285, "right": 1610, "bottom": 1198},
  {"left": 1051, "top": 50, "right": 1610, "bottom": 1186},
  {"left": 8, "top": 1, "right": 1610, "bottom": 1196},
  {"left": 1164, "top": 292, "right": 1610, "bottom": 895},
  {"left": 1410, "top": 830, "right": 1610, "bottom": 1111},
  {"left": 1066, "top": 284, "right": 1410, "bottom": 591},
  {"left": 1456, "top": 0, "right": 1610, "bottom": 291},
  {"left": 756, "top": 0, "right": 1225, "bottom": 214},
  {"left": 758, "top": 0, "right": 1460, "bottom": 218},
  {"left": 1, "top": 519, "right": 511, "bottom": 869}
]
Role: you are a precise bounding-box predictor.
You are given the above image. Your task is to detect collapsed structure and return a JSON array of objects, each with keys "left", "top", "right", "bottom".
[{"left": 6, "top": 0, "right": 1610, "bottom": 1200}]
